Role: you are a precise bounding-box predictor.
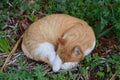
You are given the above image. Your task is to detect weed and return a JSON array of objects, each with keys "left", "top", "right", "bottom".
[
  {"left": 0, "top": 53, "right": 119, "bottom": 80},
  {"left": 0, "top": 0, "right": 120, "bottom": 80},
  {"left": 44, "top": 0, "right": 120, "bottom": 39},
  {"left": 80, "top": 53, "right": 120, "bottom": 79},
  {"left": 27, "top": 13, "right": 37, "bottom": 22},
  {"left": 0, "top": 31, "right": 11, "bottom": 53}
]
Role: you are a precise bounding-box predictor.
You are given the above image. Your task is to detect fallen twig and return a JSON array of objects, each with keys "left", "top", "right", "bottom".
[
  {"left": 7, "top": 53, "right": 22, "bottom": 65},
  {"left": 0, "top": 34, "right": 23, "bottom": 72},
  {"left": 110, "top": 73, "right": 116, "bottom": 80}
]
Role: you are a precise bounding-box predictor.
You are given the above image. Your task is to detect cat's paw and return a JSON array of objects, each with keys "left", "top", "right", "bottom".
[
  {"left": 52, "top": 55, "right": 62, "bottom": 72},
  {"left": 61, "top": 62, "right": 78, "bottom": 70},
  {"left": 52, "top": 65, "right": 61, "bottom": 72}
]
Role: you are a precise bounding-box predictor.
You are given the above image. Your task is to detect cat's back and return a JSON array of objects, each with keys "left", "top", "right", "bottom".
[
  {"left": 23, "top": 14, "right": 84, "bottom": 44},
  {"left": 27, "top": 14, "right": 82, "bottom": 31}
]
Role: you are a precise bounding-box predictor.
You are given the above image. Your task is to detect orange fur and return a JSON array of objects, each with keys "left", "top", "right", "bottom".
[
  {"left": 22, "top": 14, "right": 95, "bottom": 64},
  {"left": 58, "top": 38, "right": 67, "bottom": 45}
]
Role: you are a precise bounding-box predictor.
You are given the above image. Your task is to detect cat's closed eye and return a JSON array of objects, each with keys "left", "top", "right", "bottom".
[{"left": 73, "top": 46, "right": 81, "bottom": 55}]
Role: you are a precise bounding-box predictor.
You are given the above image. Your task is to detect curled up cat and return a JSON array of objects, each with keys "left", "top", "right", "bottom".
[{"left": 21, "top": 14, "right": 96, "bottom": 72}]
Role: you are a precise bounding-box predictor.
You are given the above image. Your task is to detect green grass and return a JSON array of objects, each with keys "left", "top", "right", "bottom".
[
  {"left": 0, "top": 31, "right": 11, "bottom": 53},
  {"left": 0, "top": 53, "right": 120, "bottom": 80},
  {"left": 44, "top": 0, "right": 120, "bottom": 39},
  {"left": 0, "top": 0, "right": 120, "bottom": 80}
]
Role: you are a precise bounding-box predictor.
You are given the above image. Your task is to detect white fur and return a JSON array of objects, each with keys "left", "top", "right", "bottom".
[
  {"left": 52, "top": 55, "right": 62, "bottom": 72},
  {"left": 84, "top": 41, "right": 96, "bottom": 56},
  {"left": 61, "top": 62, "right": 78, "bottom": 70},
  {"left": 33, "top": 42, "right": 63, "bottom": 72},
  {"left": 33, "top": 42, "right": 56, "bottom": 65}
]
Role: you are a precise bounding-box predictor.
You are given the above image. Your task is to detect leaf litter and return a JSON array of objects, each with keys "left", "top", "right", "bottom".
[{"left": 0, "top": 1, "right": 120, "bottom": 80}]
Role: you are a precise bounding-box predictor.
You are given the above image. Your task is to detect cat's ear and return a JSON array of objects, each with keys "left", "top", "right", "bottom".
[
  {"left": 73, "top": 46, "right": 81, "bottom": 55},
  {"left": 58, "top": 38, "right": 67, "bottom": 45}
]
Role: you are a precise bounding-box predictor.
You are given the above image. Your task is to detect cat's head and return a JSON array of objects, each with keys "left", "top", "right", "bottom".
[
  {"left": 57, "top": 38, "right": 84, "bottom": 63},
  {"left": 57, "top": 27, "right": 85, "bottom": 63}
]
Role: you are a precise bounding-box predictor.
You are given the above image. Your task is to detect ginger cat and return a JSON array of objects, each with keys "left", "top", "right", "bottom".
[{"left": 22, "top": 14, "right": 96, "bottom": 72}]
